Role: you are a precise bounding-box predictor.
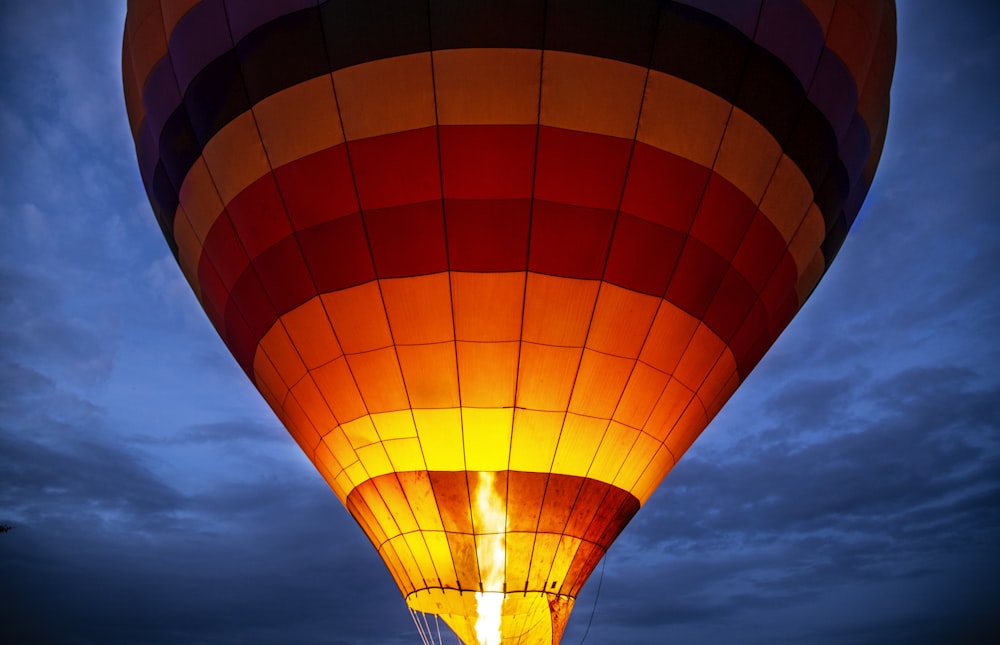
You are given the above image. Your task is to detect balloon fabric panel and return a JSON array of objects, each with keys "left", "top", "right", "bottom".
[
  {"left": 124, "top": 1, "right": 896, "bottom": 643},
  {"left": 444, "top": 199, "right": 532, "bottom": 271},
  {"left": 132, "top": 4, "right": 876, "bottom": 239}
]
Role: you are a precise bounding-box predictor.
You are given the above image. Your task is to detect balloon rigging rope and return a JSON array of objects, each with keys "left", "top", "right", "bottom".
[
  {"left": 578, "top": 551, "right": 609, "bottom": 645},
  {"left": 409, "top": 607, "right": 447, "bottom": 645},
  {"left": 434, "top": 612, "right": 443, "bottom": 644},
  {"left": 408, "top": 607, "right": 422, "bottom": 645},
  {"left": 406, "top": 554, "right": 613, "bottom": 644},
  {"left": 409, "top": 607, "right": 432, "bottom": 645},
  {"left": 420, "top": 610, "right": 439, "bottom": 645}
]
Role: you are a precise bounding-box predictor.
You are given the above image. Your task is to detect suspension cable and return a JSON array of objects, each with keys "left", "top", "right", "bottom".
[
  {"left": 578, "top": 551, "right": 609, "bottom": 644},
  {"left": 409, "top": 607, "right": 432, "bottom": 645}
]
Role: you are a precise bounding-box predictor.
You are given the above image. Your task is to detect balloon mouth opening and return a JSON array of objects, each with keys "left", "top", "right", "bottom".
[
  {"left": 345, "top": 469, "right": 640, "bottom": 644},
  {"left": 407, "top": 588, "right": 575, "bottom": 645}
]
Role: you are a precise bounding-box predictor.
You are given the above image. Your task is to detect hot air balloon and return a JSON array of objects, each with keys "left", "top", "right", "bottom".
[{"left": 122, "top": 1, "right": 896, "bottom": 643}]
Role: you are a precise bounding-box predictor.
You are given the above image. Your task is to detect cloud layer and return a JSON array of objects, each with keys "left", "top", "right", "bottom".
[{"left": 2, "top": 2, "right": 998, "bottom": 644}]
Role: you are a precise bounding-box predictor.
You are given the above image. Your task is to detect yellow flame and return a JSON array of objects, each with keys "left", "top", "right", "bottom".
[{"left": 473, "top": 471, "right": 506, "bottom": 645}]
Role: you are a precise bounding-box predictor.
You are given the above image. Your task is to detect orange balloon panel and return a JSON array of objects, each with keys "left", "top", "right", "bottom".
[
  {"left": 124, "top": 1, "right": 896, "bottom": 643},
  {"left": 254, "top": 277, "right": 729, "bottom": 494}
]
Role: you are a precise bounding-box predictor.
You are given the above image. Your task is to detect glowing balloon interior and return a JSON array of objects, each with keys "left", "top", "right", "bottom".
[{"left": 123, "top": 1, "right": 895, "bottom": 643}]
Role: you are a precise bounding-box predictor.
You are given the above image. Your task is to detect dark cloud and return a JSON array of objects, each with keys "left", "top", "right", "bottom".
[
  {"left": 0, "top": 428, "right": 184, "bottom": 525},
  {"left": 0, "top": 359, "right": 412, "bottom": 644},
  {"left": 0, "top": 359, "right": 58, "bottom": 413},
  {"left": 0, "top": 471, "right": 415, "bottom": 645},
  {"left": 1, "top": 2, "right": 998, "bottom": 645},
  {"left": 0, "top": 266, "right": 411, "bottom": 644},
  {"left": 586, "top": 359, "right": 1000, "bottom": 644},
  {"left": 0, "top": 266, "right": 118, "bottom": 408},
  {"left": 151, "top": 419, "right": 288, "bottom": 447},
  {"left": 639, "top": 364, "right": 1000, "bottom": 540}
]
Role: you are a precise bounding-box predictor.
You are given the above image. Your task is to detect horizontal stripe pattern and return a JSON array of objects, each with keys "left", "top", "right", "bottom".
[
  {"left": 125, "top": 1, "right": 893, "bottom": 264},
  {"left": 345, "top": 471, "right": 638, "bottom": 598},
  {"left": 255, "top": 284, "right": 735, "bottom": 501},
  {"left": 343, "top": 468, "right": 638, "bottom": 643},
  {"left": 124, "top": 3, "right": 895, "bottom": 642},
  {"left": 183, "top": 123, "right": 802, "bottom": 380}
]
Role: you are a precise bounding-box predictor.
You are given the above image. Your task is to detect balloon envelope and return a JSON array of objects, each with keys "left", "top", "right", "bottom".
[{"left": 123, "top": 1, "right": 895, "bottom": 643}]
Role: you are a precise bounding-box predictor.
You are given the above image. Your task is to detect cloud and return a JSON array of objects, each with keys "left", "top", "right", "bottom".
[
  {"left": 156, "top": 419, "right": 289, "bottom": 446},
  {"left": 586, "top": 357, "right": 1000, "bottom": 644},
  {"left": 0, "top": 264, "right": 119, "bottom": 386},
  {"left": 2, "top": 2, "right": 998, "bottom": 645},
  {"left": 0, "top": 419, "right": 415, "bottom": 645},
  {"left": 0, "top": 249, "right": 413, "bottom": 644},
  {"left": 0, "top": 328, "right": 413, "bottom": 645},
  {"left": 0, "top": 423, "right": 185, "bottom": 528}
]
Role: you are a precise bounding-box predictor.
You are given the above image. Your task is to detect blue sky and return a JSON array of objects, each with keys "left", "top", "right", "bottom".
[{"left": 1, "top": 2, "right": 998, "bottom": 644}]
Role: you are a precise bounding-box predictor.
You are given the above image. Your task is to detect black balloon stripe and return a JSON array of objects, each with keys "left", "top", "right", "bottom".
[{"left": 141, "top": 0, "right": 865, "bottom": 266}]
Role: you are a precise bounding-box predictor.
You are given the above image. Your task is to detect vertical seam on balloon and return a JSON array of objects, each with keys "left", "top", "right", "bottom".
[
  {"left": 782, "top": 0, "right": 882, "bottom": 308},
  {"left": 831, "top": 0, "right": 885, "bottom": 233},
  {"left": 518, "top": 0, "right": 555, "bottom": 596},
  {"left": 579, "top": 80, "right": 687, "bottom": 472},
  {"left": 567, "top": 3, "right": 665, "bottom": 507},
  {"left": 728, "top": 0, "right": 850, "bottom": 372},
  {"left": 122, "top": 12, "right": 153, "bottom": 203},
  {"left": 513, "top": 37, "right": 549, "bottom": 447},
  {"left": 210, "top": 2, "right": 353, "bottom": 477},
  {"left": 815, "top": 0, "right": 857, "bottom": 265},
  {"left": 425, "top": 0, "right": 468, "bottom": 475},
  {"left": 834, "top": 0, "right": 876, "bottom": 120},
  {"left": 684, "top": 50, "right": 814, "bottom": 410},
  {"left": 139, "top": 2, "right": 181, "bottom": 254},
  {"left": 142, "top": 2, "right": 185, "bottom": 251},
  {"left": 713, "top": 0, "right": 841, "bottom": 367},
  {"left": 533, "top": 6, "right": 670, "bottom": 564},
  {"left": 146, "top": 3, "right": 183, "bottom": 237},
  {"left": 788, "top": 0, "right": 841, "bottom": 297},
  {"left": 418, "top": 0, "right": 462, "bottom": 599},
  {"left": 154, "top": 7, "right": 260, "bottom": 374},
  {"left": 844, "top": 0, "right": 893, "bottom": 231},
  {"left": 670, "top": 0, "right": 863, "bottom": 440},
  {"left": 315, "top": 5, "right": 405, "bottom": 463},
  {"left": 311, "top": 2, "right": 432, "bottom": 599},
  {"left": 248, "top": 4, "right": 381, "bottom": 520},
  {"left": 649, "top": 2, "right": 769, "bottom": 469},
  {"left": 152, "top": 2, "right": 275, "bottom": 414},
  {"left": 528, "top": 4, "right": 676, "bottom": 552}
]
